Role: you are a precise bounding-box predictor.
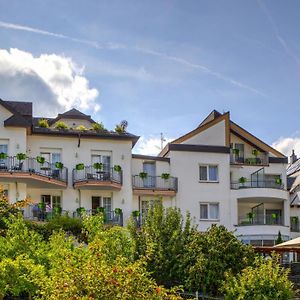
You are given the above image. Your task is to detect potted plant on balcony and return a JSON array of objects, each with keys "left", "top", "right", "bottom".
[
  {"left": 161, "top": 173, "right": 170, "bottom": 180},
  {"left": 53, "top": 205, "right": 62, "bottom": 216},
  {"left": 113, "top": 165, "right": 122, "bottom": 172},
  {"left": 139, "top": 172, "right": 148, "bottom": 179},
  {"left": 115, "top": 208, "right": 122, "bottom": 215},
  {"left": 247, "top": 212, "right": 255, "bottom": 224},
  {"left": 275, "top": 177, "right": 282, "bottom": 185},
  {"left": 15, "top": 153, "right": 26, "bottom": 171},
  {"left": 76, "top": 163, "right": 85, "bottom": 171},
  {"left": 239, "top": 177, "right": 247, "bottom": 188},
  {"left": 36, "top": 156, "right": 45, "bottom": 165},
  {"left": 276, "top": 231, "right": 283, "bottom": 245},
  {"left": 76, "top": 207, "right": 86, "bottom": 217},
  {"left": 93, "top": 162, "right": 103, "bottom": 171},
  {"left": 252, "top": 149, "right": 260, "bottom": 164},
  {"left": 0, "top": 152, "right": 8, "bottom": 160},
  {"left": 232, "top": 148, "right": 240, "bottom": 156},
  {"left": 55, "top": 162, "right": 64, "bottom": 169},
  {"left": 92, "top": 122, "right": 106, "bottom": 132}
]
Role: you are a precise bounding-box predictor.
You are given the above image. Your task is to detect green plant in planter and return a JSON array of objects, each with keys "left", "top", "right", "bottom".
[
  {"left": 132, "top": 210, "right": 140, "bottom": 217},
  {"left": 114, "top": 208, "right": 122, "bottom": 215},
  {"left": 275, "top": 177, "right": 282, "bottom": 185},
  {"left": 96, "top": 207, "right": 105, "bottom": 214},
  {"left": 55, "top": 162, "right": 64, "bottom": 169},
  {"left": 76, "top": 125, "right": 87, "bottom": 131},
  {"left": 0, "top": 152, "right": 8, "bottom": 159},
  {"left": 76, "top": 207, "right": 86, "bottom": 216},
  {"left": 53, "top": 205, "right": 62, "bottom": 215},
  {"left": 36, "top": 156, "right": 45, "bottom": 164},
  {"left": 55, "top": 121, "right": 69, "bottom": 130},
  {"left": 239, "top": 177, "right": 247, "bottom": 187},
  {"left": 276, "top": 231, "right": 283, "bottom": 245},
  {"left": 252, "top": 149, "right": 260, "bottom": 157},
  {"left": 139, "top": 172, "right": 148, "bottom": 179},
  {"left": 232, "top": 148, "right": 240, "bottom": 155},
  {"left": 38, "top": 118, "right": 49, "bottom": 128},
  {"left": 76, "top": 163, "right": 85, "bottom": 171},
  {"left": 92, "top": 122, "right": 106, "bottom": 131},
  {"left": 247, "top": 212, "right": 255, "bottom": 223},
  {"left": 16, "top": 153, "right": 26, "bottom": 161},
  {"left": 161, "top": 173, "right": 170, "bottom": 180},
  {"left": 93, "top": 162, "right": 103, "bottom": 170},
  {"left": 38, "top": 202, "right": 46, "bottom": 211},
  {"left": 113, "top": 165, "right": 122, "bottom": 172},
  {"left": 115, "top": 120, "right": 128, "bottom": 133},
  {"left": 292, "top": 216, "right": 299, "bottom": 224}
]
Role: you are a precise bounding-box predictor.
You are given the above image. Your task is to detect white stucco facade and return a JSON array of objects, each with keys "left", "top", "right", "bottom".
[{"left": 0, "top": 101, "right": 291, "bottom": 244}]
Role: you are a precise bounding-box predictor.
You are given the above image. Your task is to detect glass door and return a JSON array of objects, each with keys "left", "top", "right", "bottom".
[{"left": 143, "top": 162, "right": 156, "bottom": 187}]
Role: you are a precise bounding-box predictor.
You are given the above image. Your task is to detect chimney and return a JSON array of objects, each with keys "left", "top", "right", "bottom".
[{"left": 290, "top": 149, "right": 298, "bottom": 164}]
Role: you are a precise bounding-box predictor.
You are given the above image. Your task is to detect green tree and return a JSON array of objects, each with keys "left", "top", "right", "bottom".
[{"left": 222, "top": 255, "right": 294, "bottom": 300}]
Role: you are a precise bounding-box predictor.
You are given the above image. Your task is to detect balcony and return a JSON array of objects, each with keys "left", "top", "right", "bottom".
[
  {"left": 230, "top": 152, "right": 268, "bottom": 166},
  {"left": 132, "top": 175, "right": 178, "bottom": 196},
  {"left": 231, "top": 180, "right": 284, "bottom": 190},
  {"left": 238, "top": 213, "right": 284, "bottom": 226},
  {"left": 0, "top": 156, "right": 68, "bottom": 188},
  {"left": 72, "top": 166, "right": 122, "bottom": 190}
]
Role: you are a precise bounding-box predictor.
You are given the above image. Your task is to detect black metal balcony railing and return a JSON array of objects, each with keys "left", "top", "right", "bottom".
[
  {"left": 132, "top": 175, "right": 178, "bottom": 191},
  {"left": 230, "top": 153, "right": 268, "bottom": 165},
  {"left": 0, "top": 156, "right": 68, "bottom": 183},
  {"left": 231, "top": 180, "right": 284, "bottom": 190},
  {"left": 72, "top": 166, "right": 122, "bottom": 184},
  {"left": 238, "top": 214, "right": 284, "bottom": 226}
]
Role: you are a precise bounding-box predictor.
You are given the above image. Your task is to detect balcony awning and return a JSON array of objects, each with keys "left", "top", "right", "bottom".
[{"left": 274, "top": 237, "right": 300, "bottom": 248}]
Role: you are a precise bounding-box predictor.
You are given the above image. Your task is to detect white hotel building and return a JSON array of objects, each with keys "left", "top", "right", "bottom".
[{"left": 0, "top": 99, "right": 290, "bottom": 245}]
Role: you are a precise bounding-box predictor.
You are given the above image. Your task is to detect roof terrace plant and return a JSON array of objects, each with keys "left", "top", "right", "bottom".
[
  {"left": 92, "top": 122, "right": 106, "bottom": 131},
  {"left": 38, "top": 119, "right": 49, "bottom": 128},
  {"left": 75, "top": 125, "right": 87, "bottom": 131},
  {"left": 54, "top": 121, "right": 69, "bottom": 130},
  {"left": 115, "top": 120, "right": 128, "bottom": 134}
]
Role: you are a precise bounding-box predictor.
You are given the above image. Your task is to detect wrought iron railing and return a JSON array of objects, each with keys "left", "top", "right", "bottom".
[
  {"left": 230, "top": 153, "right": 269, "bottom": 165},
  {"left": 132, "top": 175, "right": 178, "bottom": 191},
  {"left": 0, "top": 156, "right": 68, "bottom": 182},
  {"left": 72, "top": 166, "right": 122, "bottom": 184},
  {"left": 231, "top": 180, "right": 284, "bottom": 190}
]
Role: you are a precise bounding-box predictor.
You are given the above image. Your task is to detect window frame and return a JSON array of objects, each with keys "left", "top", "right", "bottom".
[
  {"left": 199, "top": 164, "right": 219, "bottom": 182},
  {"left": 199, "top": 202, "right": 220, "bottom": 221}
]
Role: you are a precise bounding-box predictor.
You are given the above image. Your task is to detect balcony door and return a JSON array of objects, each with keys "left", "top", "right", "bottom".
[
  {"left": 91, "top": 155, "right": 111, "bottom": 173},
  {"left": 91, "top": 196, "right": 112, "bottom": 219},
  {"left": 143, "top": 162, "right": 155, "bottom": 187}
]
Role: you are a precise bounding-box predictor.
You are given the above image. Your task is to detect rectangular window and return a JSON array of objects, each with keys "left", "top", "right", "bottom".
[
  {"left": 0, "top": 144, "right": 8, "bottom": 154},
  {"left": 199, "top": 165, "right": 218, "bottom": 182},
  {"left": 235, "top": 143, "right": 244, "bottom": 159},
  {"left": 200, "top": 203, "right": 219, "bottom": 220}
]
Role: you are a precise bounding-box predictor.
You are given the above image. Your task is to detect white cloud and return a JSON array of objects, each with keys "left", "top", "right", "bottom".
[
  {"left": 0, "top": 48, "right": 99, "bottom": 116},
  {"left": 133, "top": 136, "right": 174, "bottom": 156},
  {"left": 272, "top": 136, "right": 300, "bottom": 157}
]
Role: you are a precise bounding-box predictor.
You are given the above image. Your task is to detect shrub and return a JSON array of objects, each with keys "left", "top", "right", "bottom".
[
  {"left": 92, "top": 122, "right": 106, "bottom": 131},
  {"left": 75, "top": 163, "right": 85, "bottom": 170},
  {"left": 55, "top": 121, "right": 69, "bottom": 130},
  {"left": 222, "top": 255, "right": 294, "bottom": 300},
  {"left": 38, "top": 118, "right": 49, "bottom": 128},
  {"left": 75, "top": 125, "right": 87, "bottom": 131}
]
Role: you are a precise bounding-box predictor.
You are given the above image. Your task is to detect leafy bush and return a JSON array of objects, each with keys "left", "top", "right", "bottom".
[
  {"left": 38, "top": 118, "right": 49, "bottom": 128},
  {"left": 75, "top": 125, "right": 87, "bottom": 131},
  {"left": 222, "top": 255, "right": 294, "bottom": 300},
  {"left": 92, "top": 122, "right": 106, "bottom": 131},
  {"left": 55, "top": 121, "right": 69, "bottom": 129}
]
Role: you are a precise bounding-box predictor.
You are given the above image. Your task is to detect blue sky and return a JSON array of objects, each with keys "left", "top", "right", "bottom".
[{"left": 0, "top": 0, "right": 299, "bottom": 155}]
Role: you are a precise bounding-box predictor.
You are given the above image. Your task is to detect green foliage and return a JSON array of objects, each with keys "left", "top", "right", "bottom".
[
  {"left": 239, "top": 177, "right": 247, "bottom": 184},
  {"left": 36, "top": 155, "right": 45, "bottom": 164},
  {"left": 252, "top": 149, "right": 260, "bottom": 157},
  {"left": 161, "top": 173, "right": 170, "bottom": 180},
  {"left": 139, "top": 171, "right": 148, "bottom": 179},
  {"left": 115, "top": 124, "right": 125, "bottom": 133},
  {"left": 16, "top": 152, "right": 27, "bottom": 161},
  {"left": 75, "top": 163, "right": 85, "bottom": 170},
  {"left": 276, "top": 231, "right": 283, "bottom": 245},
  {"left": 82, "top": 213, "right": 104, "bottom": 242},
  {"left": 92, "top": 122, "right": 106, "bottom": 131},
  {"left": 115, "top": 207, "right": 123, "bottom": 215},
  {"left": 182, "top": 225, "right": 256, "bottom": 295},
  {"left": 55, "top": 121, "right": 69, "bottom": 129},
  {"left": 76, "top": 125, "right": 87, "bottom": 131},
  {"left": 114, "top": 164, "right": 122, "bottom": 172},
  {"left": 38, "top": 118, "right": 49, "bottom": 128},
  {"left": 0, "top": 152, "right": 7, "bottom": 159},
  {"left": 55, "top": 161, "right": 64, "bottom": 169},
  {"left": 0, "top": 189, "right": 20, "bottom": 230},
  {"left": 222, "top": 256, "right": 294, "bottom": 300},
  {"left": 93, "top": 162, "right": 103, "bottom": 170},
  {"left": 115, "top": 120, "right": 128, "bottom": 133}
]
